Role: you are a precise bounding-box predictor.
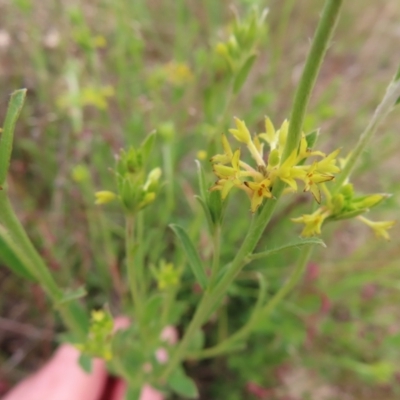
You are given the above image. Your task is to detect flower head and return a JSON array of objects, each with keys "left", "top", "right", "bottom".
[
  {"left": 358, "top": 216, "right": 396, "bottom": 241},
  {"left": 292, "top": 209, "right": 330, "bottom": 237}
]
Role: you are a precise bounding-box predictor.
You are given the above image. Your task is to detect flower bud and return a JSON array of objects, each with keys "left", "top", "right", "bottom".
[{"left": 95, "top": 190, "right": 117, "bottom": 205}]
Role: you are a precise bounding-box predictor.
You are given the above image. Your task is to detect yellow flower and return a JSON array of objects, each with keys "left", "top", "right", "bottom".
[
  {"left": 274, "top": 150, "right": 306, "bottom": 191},
  {"left": 244, "top": 178, "right": 273, "bottom": 212},
  {"left": 303, "top": 162, "right": 334, "bottom": 203},
  {"left": 210, "top": 135, "right": 233, "bottom": 165},
  {"left": 358, "top": 216, "right": 396, "bottom": 241},
  {"left": 297, "top": 134, "right": 325, "bottom": 162},
  {"left": 213, "top": 149, "right": 241, "bottom": 179},
  {"left": 258, "top": 117, "right": 277, "bottom": 150},
  {"left": 95, "top": 191, "right": 117, "bottom": 205},
  {"left": 292, "top": 209, "right": 330, "bottom": 237},
  {"left": 229, "top": 117, "right": 252, "bottom": 144},
  {"left": 315, "top": 148, "right": 341, "bottom": 174},
  {"left": 197, "top": 150, "right": 207, "bottom": 160},
  {"left": 164, "top": 61, "right": 193, "bottom": 86}
]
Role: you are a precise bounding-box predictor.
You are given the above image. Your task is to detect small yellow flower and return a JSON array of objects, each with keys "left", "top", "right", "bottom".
[
  {"left": 315, "top": 148, "right": 341, "bottom": 175},
  {"left": 229, "top": 117, "right": 252, "bottom": 144},
  {"left": 71, "top": 164, "right": 90, "bottom": 183},
  {"left": 297, "top": 134, "right": 325, "bottom": 162},
  {"left": 358, "top": 216, "right": 396, "bottom": 241},
  {"left": 274, "top": 150, "right": 306, "bottom": 191},
  {"left": 244, "top": 178, "right": 273, "bottom": 212},
  {"left": 210, "top": 135, "right": 233, "bottom": 165},
  {"left": 258, "top": 117, "right": 277, "bottom": 150},
  {"left": 95, "top": 191, "right": 117, "bottom": 205},
  {"left": 292, "top": 209, "right": 330, "bottom": 237},
  {"left": 197, "top": 150, "right": 207, "bottom": 160},
  {"left": 303, "top": 162, "right": 335, "bottom": 203},
  {"left": 213, "top": 149, "right": 241, "bottom": 179},
  {"left": 164, "top": 61, "right": 193, "bottom": 86}
]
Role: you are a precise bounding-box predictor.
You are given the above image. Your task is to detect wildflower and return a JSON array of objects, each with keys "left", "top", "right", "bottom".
[
  {"left": 258, "top": 117, "right": 278, "bottom": 150},
  {"left": 292, "top": 209, "right": 331, "bottom": 237},
  {"left": 273, "top": 150, "right": 306, "bottom": 191},
  {"left": 164, "top": 61, "right": 193, "bottom": 86},
  {"left": 210, "top": 135, "right": 233, "bottom": 165},
  {"left": 71, "top": 164, "right": 90, "bottom": 183},
  {"left": 358, "top": 216, "right": 395, "bottom": 241},
  {"left": 244, "top": 178, "right": 273, "bottom": 212},
  {"left": 315, "top": 148, "right": 341, "bottom": 175},
  {"left": 95, "top": 190, "right": 117, "bottom": 205},
  {"left": 197, "top": 150, "right": 207, "bottom": 160},
  {"left": 229, "top": 117, "right": 252, "bottom": 145},
  {"left": 303, "top": 162, "right": 335, "bottom": 203}
]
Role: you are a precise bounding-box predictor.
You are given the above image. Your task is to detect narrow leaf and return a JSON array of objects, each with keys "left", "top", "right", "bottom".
[
  {"left": 195, "top": 160, "right": 207, "bottom": 201},
  {"left": 233, "top": 54, "right": 257, "bottom": 94},
  {"left": 0, "top": 89, "right": 27, "bottom": 186},
  {"left": 57, "top": 286, "right": 87, "bottom": 306},
  {"left": 0, "top": 225, "right": 35, "bottom": 280},
  {"left": 194, "top": 196, "right": 213, "bottom": 234},
  {"left": 141, "top": 131, "right": 156, "bottom": 161},
  {"left": 78, "top": 354, "right": 92, "bottom": 373},
  {"left": 305, "top": 129, "right": 319, "bottom": 149},
  {"left": 250, "top": 237, "right": 326, "bottom": 261},
  {"left": 168, "top": 366, "right": 199, "bottom": 399},
  {"left": 169, "top": 224, "right": 207, "bottom": 290}
]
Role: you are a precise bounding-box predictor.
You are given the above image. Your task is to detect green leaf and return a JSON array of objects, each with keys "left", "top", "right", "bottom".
[
  {"left": 140, "top": 131, "right": 156, "bottom": 161},
  {"left": 194, "top": 196, "right": 213, "bottom": 234},
  {"left": 57, "top": 286, "right": 87, "bottom": 306},
  {"left": 0, "top": 225, "right": 35, "bottom": 280},
  {"left": 169, "top": 224, "right": 207, "bottom": 290},
  {"left": 305, "top": 129, "right": 319, "bottom": 149},
  {"left": 187, "top": 329, "right": 205, "bottom": 352},
  {"left": 78, "top": 353, "right": 92, "bottom": 373},
  {"left": 142, "top": 294, "right": 163, "bottom": 328},
  {"left": 195, "top": 160, "right": 208, "bottom": 201},
  {"left": 250, "top": 237, "right": 326, "bottom": 261},
  {"left": 208, "top": 189, "right": 223, "bottom": 225},
  {"left": 168, "top": 366, "right": 199, "bottom": 399},
  {"left": 0, "top": 89, "right": 27, "bottom": 186},
  {"left": 394, "top": 64, "right": 400, "bottom": 82},
  {"left": 327, "top": 208, "right": 368, "bottom": 221},
  {"left": 233, "top": 54, "right": 257, "bottom": 94}
]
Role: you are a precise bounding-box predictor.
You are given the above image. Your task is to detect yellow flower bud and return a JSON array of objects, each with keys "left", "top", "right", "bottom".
[
  {"left": 229, "top": 117, "right": 252, "bottom": 144},
  {"left": 95, "top": 190, "right": 117, "bottom": 205}
]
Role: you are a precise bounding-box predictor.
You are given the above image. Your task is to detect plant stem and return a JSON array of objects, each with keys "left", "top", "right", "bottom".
[
  {"left": 161, "top": 0, "right": 343, "bottom": 380},
  {"left": 126, "top": 215, "right": 142, "bottom": 318},
  {"left": 0, "top": 193, "right": 88, "bottom": 339},
  {"left": 283, "top": 0, "right": 343, "bottom": 160},
  {"left": 333, "top": 78, "right": 400, "bottom": 191},
  {"left": 0, "top": 90, "right": 26, "bottom": 186},
  {"left": 208, "top": 224, "right": 221, "bottom": 289}
]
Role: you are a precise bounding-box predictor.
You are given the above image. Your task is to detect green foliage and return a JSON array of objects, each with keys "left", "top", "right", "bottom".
[{"left": 1, "top": 1, "right": 399, "bottom": 399}]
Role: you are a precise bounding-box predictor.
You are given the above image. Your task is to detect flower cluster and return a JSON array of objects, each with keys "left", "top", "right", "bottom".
[
  {"left": 210, "top": 117, "right": 395, "bottom": 239},
  {"left": 95, "top": 138, "right": 162, "bottom": 215},
  {"left": 75, "top": 310, "right": 114, "bottom": 361},
  {"left": 210, "top": 117, "right": 340, "bottom": 213},
  {"left": 292, "top": 180, "right": 395, "bottom": 239}
]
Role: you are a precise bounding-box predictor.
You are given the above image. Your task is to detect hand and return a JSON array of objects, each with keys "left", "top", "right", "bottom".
[{"left": 3, "top": 344, "right": 163, "bottom": 400}]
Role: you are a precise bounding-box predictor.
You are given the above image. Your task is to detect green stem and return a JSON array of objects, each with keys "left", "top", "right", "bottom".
[
  {"left": 333, "top": 78, "right": 400, "bottom": 191},
  {"left": 0, "top": 90, "right": 27, "bottom": 186},
  {"left": 126, "top": 215, "right": 141, "bottom": 318},
  {"left": 208, "top": 224, "right": 221, "bottom": 289},
  {"left": 190, "top": 245, "right": 314, "bottom": 360},
  {"left": 160, "top": 0, "right": 343, "bottom": 380},
  {"left": 0, "top": 193, "right": 87, "bottom": 339},
  {"left": 283, "top": 0, "right": 343, "bottom": 160}
]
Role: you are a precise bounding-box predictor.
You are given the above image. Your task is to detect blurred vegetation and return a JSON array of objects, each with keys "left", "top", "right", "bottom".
[{"left": 1, "top": 0, "right": 400, "bottom": 399}]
